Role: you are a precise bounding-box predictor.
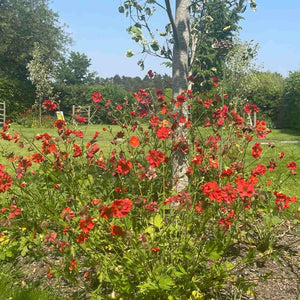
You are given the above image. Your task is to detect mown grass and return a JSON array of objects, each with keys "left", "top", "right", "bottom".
[{"left": 0, "top": 123, "right": 299, "bottom": 197}]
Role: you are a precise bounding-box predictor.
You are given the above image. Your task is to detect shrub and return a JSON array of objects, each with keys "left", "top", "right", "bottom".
[{"left": 0, "top": 87, "right": 298, "bottom": 299}]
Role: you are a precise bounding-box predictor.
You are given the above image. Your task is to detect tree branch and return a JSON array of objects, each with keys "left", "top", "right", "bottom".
[{"left": 164, "top": 0, "right": 179, "bottom": 45}]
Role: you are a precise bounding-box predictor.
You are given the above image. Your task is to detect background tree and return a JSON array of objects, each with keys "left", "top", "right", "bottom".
[
  {"left": 0, "top": 0, "right": 70, "bottom": 117},
  {"left": 248, "top": 72, "right": 284, "bottom": 127},
  {"left": 27, "top": 42, "right": 55, "bottom": 125},
  {"left": 55, "top": 51, "right": 96, "bottom": 85},
  {"left": 282, "top": 70, "right": 300, "bottom": 130},
  {"left": 192, "top": 0, "right": 244, "bottom": 92},
  {"left": 220, "top": 39, "right": 260, "bottom": 109}
]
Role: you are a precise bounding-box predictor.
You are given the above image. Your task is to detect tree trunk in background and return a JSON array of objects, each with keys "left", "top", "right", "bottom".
[{"left": 172, "top": 0, "right": 190, "bottom": 192}]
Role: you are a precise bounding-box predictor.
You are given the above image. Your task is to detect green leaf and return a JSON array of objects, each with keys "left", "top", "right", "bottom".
[
  {"left": 126, "top": 50, "right": 134, "bottom": 58},
  {"left": 118, "top": 6, "right": 125, "bottom": 13},
  {"left": 158, "top": 275, "right": 174, "bottom": 290},
  {"left": 150, "top": 41, "right": 159, "bottom": 51},
  {"left": 150, "top": 214, "right": 163, "bottom": 229}
]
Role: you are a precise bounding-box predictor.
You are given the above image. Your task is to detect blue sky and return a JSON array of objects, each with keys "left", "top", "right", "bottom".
[{"left": 49, "top": 0, "right": 300, "bottom": 78}]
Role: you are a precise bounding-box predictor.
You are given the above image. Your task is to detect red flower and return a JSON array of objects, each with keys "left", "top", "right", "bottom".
[
  {"left": 146, "top": 150, "right": 165, "bottom": 168},
  {"left": 116, "top": 104, "right": 122, "bottom": 110},
  {"left": 151, "top": 247, "right": 160, "bottom": 253},
  {"left": 145, "top": 201, "right": 158, "bottom": 213},
  {"left": 73, "top": 143, "right": 82, "bottom": 157},
  {"left": 279, "top": 151, "right": 285, "bottom": 159},
  {"left": 31, "top": 153, "right": 44, "bottom": 163},
  {"left": 251, "top": 164, "right": 266, "bottom": 176},
  {"left": 218, "top": 210, "right": 236, "bottom": 231},
  {"left": 8, "top": 205, "right": 21, "bottom": 219},
  {"left": 76, "top": 232, "right": 89, "bottom": 244},
  {"left": 201, "top": 182, "right": 220, "bottom": 201},
  {"left": 111, "top": 198, "right": 133, "bottom": 218},
  {"left": 191, "top": 155, "right": 203, "bottom": 165},
  {"left": 287, "top": 161, "right": 297, "bottom": 173},
  {"left": 43, "top": 100, "right": 57, "bottom": 111},
  {"left": 92, "top": 92, "right": 102, "bottom": 103},
  {"left": 148, "top": 70, "right": 154, "bottom": 78},
  {"left": 54, "top": 120, "right": 66, "bottom": 130},
  {"left": 243, "top": 103, "right": 259, "bottom": 114},
  {"left": 73, "top": 115, "right": 86, "bottom": 124},
  {"left": 109, "top": 225, "right": 125, "bottom": 236},
  {"left": 274, "top": 191, "right": 297, "bottom": 210},
  {"left": 252, "top": 142, "right": 262, "bottom": 159},
  {"left": 129, "top": 136, "right": 140, "bottom": 147},
  {"left": 99, "top": 205, "right": 113, "bottom": 219},
  {"left": 267, "top": 159, "right": 277, "bottom": 171},
  {"left": 0, "top": 165, "right": 13, "bottom": 192},
  {"left": 115, "top": 159, "right": 132, "bottom": 175},
  {"left": 61, "top": 207, "right": 75, "bottom": 221},
  {"left": 235, "top": 177, "right": 255, "bottom": 198},
  {"left": 79, "top": 216, "right": 94, "bottom": 233},
  {"left": 175, "top": 94, "right": 186, "bottom": 108},
  {"left": 195, "top": 202, "right": 203, "bottom": 213},
  {"left": 69, "top": 259, "right": 77, "bottom": 270},
  {"left": 156, "top": 126, "right": 170, "bottom": 140},
  {"left": 212, "top": 76, "right": 218, "bottom": 87}
]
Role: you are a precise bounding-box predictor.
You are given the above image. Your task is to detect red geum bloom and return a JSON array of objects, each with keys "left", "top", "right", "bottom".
[
  {"left": 92, "top": 92, "right": 102, "bottom": 103},
  {"left": 151, "top": 247, "right": 160, "bottom": 253},
  {"left": 156, "top": 126, "right": 170, "bottom": 140},
  {"left": 100, "top": 205, "right": 113, "bottom": 219},
  {"left": 221, "top": 168, "right": 234, "bottom": 178},
  {"left": 251, "top": 164, "right": 266, "bottom": 176},
  {"left": 146, "top": 150, "right": 165, "bottom": 168},
  {"left": 129, "top": 136, "right": 140, "bottom": 147},
  {"left": 115, "top": 159, "right": 132, "bottom": 175},
  {"left": 145, "top": 201, "right": 158, "bottom": 213},
  {"left": 195, "top": 202, "right": 203, "bottom": 213},
  {"left": 287, "top": 161, "right": 297, "bottom": 174},
  {"left": 220, "top": 183, "right": 238, "bottom": 203},
  {"left": 109, "top": 225, "right": 125, "bottom": 236},
  {"left": 201, "top": 181, "right": 220, "bottom": 201},
  {"left": 191, "top": 154, "right": 203, "bottom": 165},
  {"left": 111, "top": 198, "right": 133, "bottom": 217},
  {"left": 31, "top": 153, "right": 44, "bottom": 163},
  {"left": 43, "top": 100, "right": 57, "bottom": 111},
  {"left": 8, "top": 205, "right": 21, "bottom": 219},
  {"left": 235, "top": 177, "right": 255, "bottom": 198},
  {"left": 76, "top": 232, "right": 89, "bottom": 244},
  {"left": 267, "top": 159, "right": 277, "bottom": 171},
  {"left": 0, "top": 165, "right": 13, "bottom": 192},
  {"left": 279, "top": 151, "right": 285, "bottom": 159},
  {"left": 54, "top": 120, "right": 66, "bottom": 130},
  {"left": 218, "top": 210, "right": 236, "bottom": 231},
  {"left": 175, "top": 93, "right": 186, "bottom": 108},
  {"left": 274, "top": 191, "right": 297, "bottom": 210},
  {"left": 73, "top": 115, "right": 86, "bottom": 124},
  {"left": 252, "top": 142, "right": 262, "bottom": 159},
  {"left": 79, "top": 216, "right": 94, "bottom": 233},
  {"left": 73, "top": 143, "right": 82, "bottom": 157},
  {"left": 69, "top": 259, "right": 77, "bottom": 271},
  {"left": 212, "top": 76, "right": 218, "bottom": 87},
  {"left": 86, "top": 144, "right": 99, "bottom": 159},
  {"left": 116, "top": 104, "right": 122, "bottom": 110},
  {"left": 61, "top": 207, "right": 75, "bottom": 221},
  {"left": 243, "top": 103, "right": 259, "bottom": 114},
  {"left": 148, "top": 70, "right": 154, "bottom": 78},
  {"left": 256, "top": 120, "right": 268, "bottom": 139}
]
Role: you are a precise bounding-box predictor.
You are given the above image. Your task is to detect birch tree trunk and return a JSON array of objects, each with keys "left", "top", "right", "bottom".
[{"left": 172, "top": 0, "right": 190, "bottom": 192}]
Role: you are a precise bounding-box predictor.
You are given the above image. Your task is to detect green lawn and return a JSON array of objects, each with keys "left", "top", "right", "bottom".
[{"left": 1, "top": 124, "right": 299, "bottom": 197}]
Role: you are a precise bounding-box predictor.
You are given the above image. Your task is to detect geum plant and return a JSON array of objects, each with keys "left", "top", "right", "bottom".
[{"left": 0, "top": 83, "right": 298, "bottom": 299}]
